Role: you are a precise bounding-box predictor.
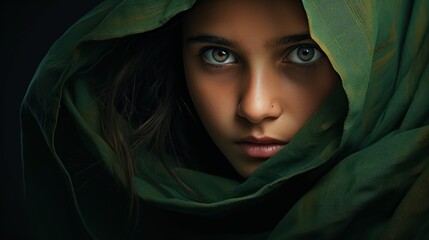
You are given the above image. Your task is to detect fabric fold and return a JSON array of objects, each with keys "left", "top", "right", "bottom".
[{"left": 21, "top": 0, "right": 429, "bottom": 239}]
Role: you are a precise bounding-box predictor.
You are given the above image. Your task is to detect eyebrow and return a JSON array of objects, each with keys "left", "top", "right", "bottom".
[
  {"left": 186, "top": 35, "right": 235, "bottom": 47},
  {"left": 185, "top": 34, "right": 312, "bottom": 47},
  {"left": 273, "top": 34, "right": 312, "bottom": 46}
]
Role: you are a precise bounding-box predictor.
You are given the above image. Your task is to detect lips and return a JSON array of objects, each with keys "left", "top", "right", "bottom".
[{"left": 237, "top": 136, "right": 287, "bottom": 158}]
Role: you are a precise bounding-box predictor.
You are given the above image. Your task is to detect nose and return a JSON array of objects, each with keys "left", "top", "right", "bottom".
[{"left": 236, "top": 65, "right": 282, "bottom": 124}]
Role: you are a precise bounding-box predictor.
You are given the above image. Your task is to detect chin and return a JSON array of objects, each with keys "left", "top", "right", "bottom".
[{"left": 235, "top": 162, "right": 264, "bottom": 178}]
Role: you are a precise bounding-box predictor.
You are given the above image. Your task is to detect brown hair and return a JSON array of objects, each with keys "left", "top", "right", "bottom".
[
  {"left": 96, "top": 13, "right": 187, "bottom": 193},
  {"left": 93, "top": 13, "right": 242, "bottom": 220},
  {"left": 83, "top": 10, "right": 243, "bottom": 238}
]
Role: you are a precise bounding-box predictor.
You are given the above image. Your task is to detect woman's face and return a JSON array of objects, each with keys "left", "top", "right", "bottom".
[{"left": 182, "top": 0, "right": 339, "bottom": 178}]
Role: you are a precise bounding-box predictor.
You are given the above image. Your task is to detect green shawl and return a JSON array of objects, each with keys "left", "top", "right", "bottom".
[{"left": 21, "top": 0, "right": 429, "bottom": 239}]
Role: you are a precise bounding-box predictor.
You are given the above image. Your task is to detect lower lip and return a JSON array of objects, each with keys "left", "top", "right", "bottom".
[{"left": 239, "top": 143, "right": 285, "bottom": 158}]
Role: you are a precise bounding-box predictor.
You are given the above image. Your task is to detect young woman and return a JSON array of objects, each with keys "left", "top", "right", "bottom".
[{"left": 21, "top": 0, "right": 429, "bottom": 239}]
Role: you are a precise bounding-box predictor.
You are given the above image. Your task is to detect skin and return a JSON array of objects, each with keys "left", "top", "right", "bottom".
[{"left": 182, "top": 0, "right": 339, "bottom": 178}]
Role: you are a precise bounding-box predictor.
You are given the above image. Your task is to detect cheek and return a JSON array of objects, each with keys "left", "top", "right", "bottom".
[
  {"left": 311, "top": 64, "right": 340, "bottom": 102},
  {"left": 184, "top": 64, "right": 237, "bottom": 136},
  {"left": 284, "top": 63, "right": 339, "bottom": 121}
]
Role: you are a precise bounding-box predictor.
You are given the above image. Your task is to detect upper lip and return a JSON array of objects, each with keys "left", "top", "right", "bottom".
[{"left": 237, "top": 136, "right": 288, "bottom": 144}]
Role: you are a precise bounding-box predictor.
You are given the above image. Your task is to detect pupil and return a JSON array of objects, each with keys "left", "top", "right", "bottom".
[
  {"left": 298, "top": 47, "right": 314, "bottom": 61},
  {"left": 213, "top": 49, "right": 228, "bottom": 62}
]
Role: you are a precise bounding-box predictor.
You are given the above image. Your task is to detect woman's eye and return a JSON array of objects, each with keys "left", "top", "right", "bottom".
[
  {"left": 201, "top": 48, "right": 238, "bottom": 65},
  {"left": 284, "top": 45, "right": 323, "bottom": 64}
]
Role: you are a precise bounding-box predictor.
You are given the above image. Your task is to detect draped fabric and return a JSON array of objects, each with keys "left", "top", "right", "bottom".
[{"left": 21, "top": 0, "right": 429, "bottom": 239}]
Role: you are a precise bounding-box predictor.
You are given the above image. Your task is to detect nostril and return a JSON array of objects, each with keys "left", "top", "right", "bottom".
[{"left": 236, "top": 100, "right": 282, "bottom": 124}]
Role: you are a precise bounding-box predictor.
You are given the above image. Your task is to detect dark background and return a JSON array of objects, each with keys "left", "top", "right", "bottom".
[{"left": 1, "top": 1, "right": 102, "bottom": 239}]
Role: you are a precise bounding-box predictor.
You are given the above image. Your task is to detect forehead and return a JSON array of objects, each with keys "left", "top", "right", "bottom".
[{"left": 183, "top": 0, "right": 309, "bottom": 38}]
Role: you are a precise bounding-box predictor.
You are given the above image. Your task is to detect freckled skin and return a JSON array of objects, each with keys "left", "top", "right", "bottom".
[{"left": 182, "top": 0, "right": 339, "bottom": 178}]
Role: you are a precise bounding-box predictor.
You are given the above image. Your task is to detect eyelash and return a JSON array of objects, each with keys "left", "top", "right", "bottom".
[
  {"left": 198, "top": 44, "right": 325, "bottom": 70},
  {"left": 283, "top": 44, "right": 324, "bottom": 65},
  {"left": 198, "top": 46, "right": 239, "bottom": 70}
]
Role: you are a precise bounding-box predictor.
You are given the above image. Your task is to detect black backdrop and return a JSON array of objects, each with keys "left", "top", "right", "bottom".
[{"left": 1, "top": 1, "right": 102, "bottom": 239}]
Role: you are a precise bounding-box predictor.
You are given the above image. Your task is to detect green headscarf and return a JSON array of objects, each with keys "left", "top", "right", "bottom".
[{"left": 21, "top": 0, "right": 429, "bottom": 239}]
